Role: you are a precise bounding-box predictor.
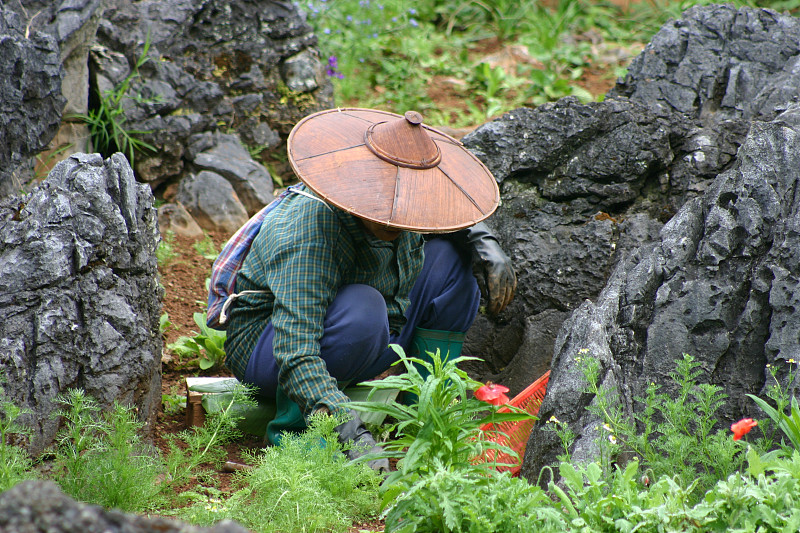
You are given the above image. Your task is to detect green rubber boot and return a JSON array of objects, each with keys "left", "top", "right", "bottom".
[
  {"left": 409, "top": 327, "right": 466, "bottom": 379},
  {"left": 265, "top": 387, "right": 307, "bottom": 446},
  {"left": 404, "top": 327, "right": 466, "bottom": 404}
]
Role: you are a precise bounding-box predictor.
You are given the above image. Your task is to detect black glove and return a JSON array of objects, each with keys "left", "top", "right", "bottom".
[
  {"left": 334, "top": 410, "right": 390, "bottom": 473},
  {"left": 462, "top": 222, "right": 516, "bottom": 315}
]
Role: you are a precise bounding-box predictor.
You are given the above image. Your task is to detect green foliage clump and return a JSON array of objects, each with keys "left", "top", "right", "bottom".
[
  {"left": 163, "top": 383, "right": 250, "bottom": 488},
  {"left": 167, "top": 311, "right": 227, "bottom": 371},
  {"left": 52, "top": 389, "right": 165, "bottom": 513},
  {"left": 550, "top": 449, "right": 800, "bottom": 532},
  {"left": 74, "top": 36, "right": 156, "bottom": 166},
  {"left": 302, "top": 0, "right": 800, "bottom": 127},
  {"left": 350, "top": 346, "right": 535, "bottom": 532},
  {"left": 385, "top": 462, "right": 564, "bottom": 533},
  {"left": 193, "top": 235, "right": 219, "bottom": 261},
  {"left": 178, "top": 413, "right": 382, "bottom": 533},
  {"left": 578, "top": 352, "right": 741, "bottom": 502},
  {"left": 156, "top": 230, "right": 178, "bottom": 267},
  {"left": 350, "top": 346, "right": 532, "bottom": 479},
  {"left": 748, "top": 360, "right": 800, "bottom": 454},
  {"left": 0, "top": 387, "right": 36, "bottom": 492}
]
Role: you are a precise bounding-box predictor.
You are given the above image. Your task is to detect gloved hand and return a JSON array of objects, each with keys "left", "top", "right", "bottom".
[
  {"left": 334, "top": 409, "right": 390, "bottom": 473},
  {"left": 464, "top": 222, "right": 516, "bottom": 315}
]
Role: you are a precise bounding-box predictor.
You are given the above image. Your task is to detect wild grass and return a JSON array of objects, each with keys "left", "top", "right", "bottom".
[{"left": 303, "top": 0, "right": 800, "bottom": 126}]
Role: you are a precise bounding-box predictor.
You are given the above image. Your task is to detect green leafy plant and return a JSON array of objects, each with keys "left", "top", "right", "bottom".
[
  {"left": 163, "top": 382, "right": 250, "bottom": 489},
  {"left": 384, "top": 462, "right": 565, "bottom": 533},
  {"left": 73, "top": 36, "right": 157, "bottom": 166},
  {"left": 167, "top": 311, "right": 227, "bottom": 370},
  {"left": 578, "top": 352, "right": 742, "bottom": 502},
  {"left": 52, "top": 389, "right": 165, "bottom": 513},
  {"left": 350, "top": 345, "right": 534, "bottom": 531},
  {"left": 156, "top": 230, "right": 178, "bottom": 267},
  {"left": 444, "top": 0, "right": 538, "bottom": 42},
  {"left": 543, "top": 414, "right": 576, "bottom": 463},
  {"left": 748, "top": 359, "right": 800, "bottom": 453},
  {"left": 159, "top": 312, "right": 173, "bottom": 334},
  {"left": 162, "top": 389, "right": 186, "bottom": 416},
  {"left": 178, "top": 413, "right": 382, "bottom": 533},
  {"left": 193, "top": 234, "right": 219, "bottom": 261},
  {"left": 351, "top": 346, "right": 533, "bottom": 477},
  {"left": 0, "top": 386, "right": 36, "bottom": 492}
]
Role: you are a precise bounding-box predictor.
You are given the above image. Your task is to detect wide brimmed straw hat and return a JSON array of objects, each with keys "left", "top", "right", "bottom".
[{"left": 287, "top": 107, "right": 499, "bottom": 232}]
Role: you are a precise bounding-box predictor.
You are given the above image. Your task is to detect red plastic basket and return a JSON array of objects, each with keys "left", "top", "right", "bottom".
[{"left": 477, "top": 370, "right": 550, "bottom": 476}]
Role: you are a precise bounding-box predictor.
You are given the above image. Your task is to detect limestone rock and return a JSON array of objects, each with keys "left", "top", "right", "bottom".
[
  {"left": 610, "top": 4, "right": 800, "bottom": 123},
  {"left": 461, "top": 4, "right": 800, "bottom": 399},
  {"left": 188, "top": 132, "right": 274, "bottom": 216},
  {"left": 0, "top": 481, "right": 250, "bottom": 533},
  {"left": 461, "top": 98, "right": 694, "bottom": 387},
  {"left": 158, "top": 202, "right": 205, "bottom": 239},
  {"left": 0, "top": 153, "right": 162, "bottom": 456},
  {"left": 176, "top": 170, "right": 249, "bottom": 235},
  {"left": 93, "top": 0, "right": 334, "bottom": 188},
  {"left": 521, "top": 103, "right": 800, "bottom": 482},
  {"left": 0, "top": 5, "right": 66, "bottom": 197}
]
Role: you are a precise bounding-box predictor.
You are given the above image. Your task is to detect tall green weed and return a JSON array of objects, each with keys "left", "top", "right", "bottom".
[
  {"left": 0, "top": 387, "right": 36, "bottom": 492},
  {"left": 178, "top": 413, "right": 382, "bottom": 533},
  {"left": 52, "top": 389, "right": 165, "bottom": 513},
  {"left": 73, "top": 36, "right": 156, "bottom": 166},
  {"left": 578, "top": 352, "right": 742, "bottom": 502},
  {"left": 350, "top": 346, "right": 535, "bottom": 532}
]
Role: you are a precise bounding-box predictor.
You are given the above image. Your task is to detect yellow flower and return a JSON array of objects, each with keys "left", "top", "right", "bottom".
[{"left": 788, "top": 359, "right": 797, "bottom": 364}]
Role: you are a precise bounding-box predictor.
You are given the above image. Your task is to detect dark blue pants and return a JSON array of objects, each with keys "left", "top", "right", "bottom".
[{"left": 243, "top": 238, "right": 480, "bottom": 400}]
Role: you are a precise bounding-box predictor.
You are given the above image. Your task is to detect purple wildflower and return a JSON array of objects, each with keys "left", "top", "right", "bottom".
[{"left": 326, "top": 55, "right": 344, "bottom": 79}]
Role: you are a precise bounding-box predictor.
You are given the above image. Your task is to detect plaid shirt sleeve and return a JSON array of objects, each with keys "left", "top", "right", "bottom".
[{"left": 241, "top": 197, "right": 351, "bottom": 415}]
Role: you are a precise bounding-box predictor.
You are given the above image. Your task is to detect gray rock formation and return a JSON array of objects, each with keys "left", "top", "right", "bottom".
[
  {"left": 610, "top": 4, "right": 800, "bottom": 122},
  {"left": 188, "top": 131, "right": 275, "bottom": 216},
  {"left": 3, "top": 0, "right": 332, "bottom": 233},
  {"left": 461, "top": 4, "right": 800, "bottom": 399},
  {"left": 176, "top": 170, "right": 250, "bottom": 235},
  {"left": 17, "top": 0, "right": 106, "bottom": 172},
  {"left": 0, "top": 5, "right": 66, "bottom": 197},
  {"left": 521, "top": 101, "right": 800, "bottom": 482},
  {"left": 91, "top": 0, "right": 333, "bottom": 222},
  {"left": 0, "top": 153, "right": 162, "bottom": 456},
  {"left": 0, "top": 481, "right": 250, "bottom": 533},
  {"left": 158, "top": 202, "right": 206, "bottom": 239}
]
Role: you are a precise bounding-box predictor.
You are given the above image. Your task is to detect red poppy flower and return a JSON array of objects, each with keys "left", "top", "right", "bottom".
[
  {"left": 475, "top": 382, "right": 510, "bottom": 406},
  {"left": 731, "top": 418, "right": 757, "bottom": 441}
]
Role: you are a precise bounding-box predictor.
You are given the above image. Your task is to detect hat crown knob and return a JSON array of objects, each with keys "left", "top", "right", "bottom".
[
  {"left": 365, "top": 110, "right": 441, "bottom": 169},
  {"left": 404, "top": 110, "right": 424, "bottom": 125}
]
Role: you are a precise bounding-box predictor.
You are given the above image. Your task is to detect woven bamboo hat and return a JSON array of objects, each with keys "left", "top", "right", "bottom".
[{"left": 287, "top": 107, "right": 499, "bottom": 232}]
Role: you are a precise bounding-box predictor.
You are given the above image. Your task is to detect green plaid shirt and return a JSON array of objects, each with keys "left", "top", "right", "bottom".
[{"left": 224, "top": 187, "right": 424, "bottom": 416}]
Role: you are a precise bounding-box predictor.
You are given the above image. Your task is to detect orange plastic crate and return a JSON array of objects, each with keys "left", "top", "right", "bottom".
[{"left": 477, "top": 370, "right": 549, "bottom": 476}]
